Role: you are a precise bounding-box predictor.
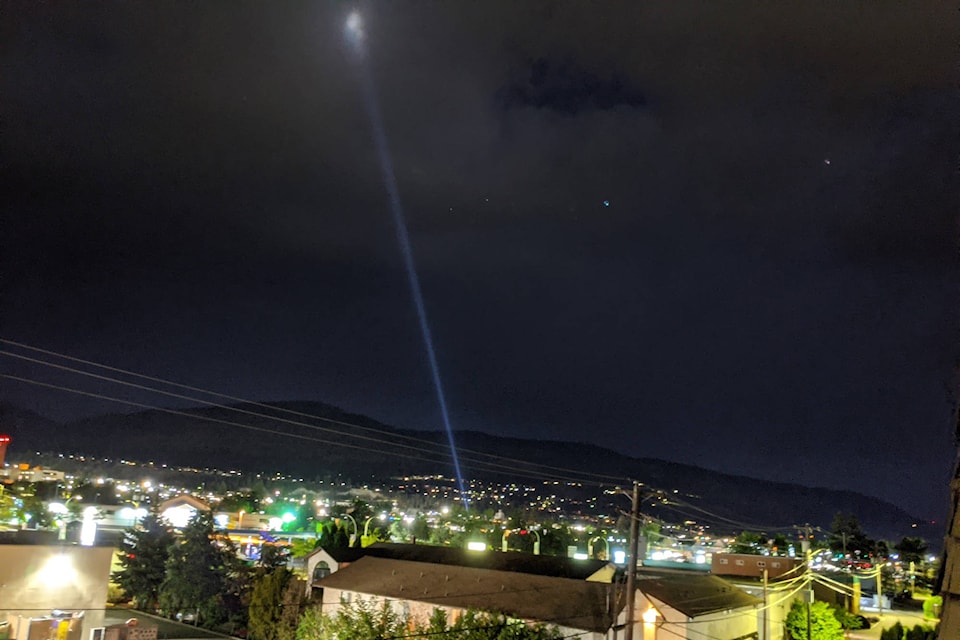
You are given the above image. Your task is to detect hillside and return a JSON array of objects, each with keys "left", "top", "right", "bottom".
[{"left": 0, "top": 401, "right": 929, "bottom": 541}]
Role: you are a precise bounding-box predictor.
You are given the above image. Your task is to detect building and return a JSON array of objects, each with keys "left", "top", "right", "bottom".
[
  {"left": 317, "top": 555, "right": 622, "bottom": 640},
  {"left": 313, "top": 547, "right": 761, "bottom": 640},
  {"left": 158, "top": 494, "right": 210, "bottom": 528},
  {"left": 0, "top": 435, "right": 9, "bottom": 469},
  {"left": 635, "top": 573, "right": 762, "bottom": 640},
  {"left": 0, "top": 544, "right": 114, "bottom": 632},
  {"left": 304, "top": 542, "right": 613, "bottom": 599},
  {"left": 711, "top": 554, "right": 800, "bottom": 580},
  {"left": 0, "top": 464, "right": 66, "bottom": 484}
]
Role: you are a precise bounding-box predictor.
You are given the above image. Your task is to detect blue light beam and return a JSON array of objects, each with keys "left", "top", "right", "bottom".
[{"left": 344, "top": 12, "right": 470, "bottom": 508}]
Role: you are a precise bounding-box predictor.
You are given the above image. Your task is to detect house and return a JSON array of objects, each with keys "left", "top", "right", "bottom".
[
  {"left": 635, "top": 574, "right": 761, "bottom": 640},
  {"left": 304, "top": 542, "right": 613, "bottom": 599},
  {"left": 305, "top": 546, "right": 367, "bottom": 594},
  {"left": 316, "top": 555, "right": 622, "bottom": 640},
  {"left": 314, "top": 550, "right": 762, "bottom": 640},
  {"left": 158, "top": 495, "right": 210, "bottom": 529}
]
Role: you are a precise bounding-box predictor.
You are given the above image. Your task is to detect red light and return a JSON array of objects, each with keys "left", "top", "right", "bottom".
[{"left": 520, "top": 530, "right": 527, "bottom": 535}]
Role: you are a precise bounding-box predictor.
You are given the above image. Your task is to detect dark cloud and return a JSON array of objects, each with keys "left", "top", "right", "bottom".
[{"left": 496, "top": 58, "right": 648, "bottom": 114}]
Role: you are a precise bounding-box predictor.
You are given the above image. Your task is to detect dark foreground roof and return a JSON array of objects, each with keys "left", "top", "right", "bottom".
[
  {"left": 323, "top": 543, "right": 612, "bottom": 581},
  {"left": 319, "top": 555, "right": 621, "bottom": 633},
  {"left": 638, "top": 574, "right": 761, "bottom": 618}
]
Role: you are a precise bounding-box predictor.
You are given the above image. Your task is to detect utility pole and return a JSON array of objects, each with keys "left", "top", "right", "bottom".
[
  {"left": 877, "top": 562, "right": 883, "bottom": 618},
  {"left": 804, "top": 525, "right": 813, "bottom": 640},
  {"left": 624, "top": 481, "right": 642, "bottom": 640},
  {"left": 761, "top": 567, "right": 768, "bottom": 640}
]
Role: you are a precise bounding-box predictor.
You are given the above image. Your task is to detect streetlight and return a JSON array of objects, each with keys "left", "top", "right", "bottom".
[
  {"left": 341, "top": 513, "right": 358, "bottom": 546},
  {"left": 48, "top": 495, "right": 83, "bottom": 541},
  {"left": 364, "top": 513, "right": 387, "bottom": 539},
  {"left": 588, "top": 536, "right": 609, "bottom": 560},
  {"left": 502, "top": 528, "right": 541, "bottom": 555}
]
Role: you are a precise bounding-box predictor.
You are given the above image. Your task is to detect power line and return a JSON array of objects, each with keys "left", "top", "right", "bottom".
[
  {"left": 658, "top": 496, "right": 797, "bottom": 532},
  {"left": 0, "top": 374, "right": 611, "bottom": 487},
  {"left": 0, "top": 339, "right": 627, "bottom": 484}
]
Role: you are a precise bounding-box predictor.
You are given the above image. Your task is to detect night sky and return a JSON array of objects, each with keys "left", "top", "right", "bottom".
[{"left": 2, "top": 2, "right": 957, "bottom": 521}]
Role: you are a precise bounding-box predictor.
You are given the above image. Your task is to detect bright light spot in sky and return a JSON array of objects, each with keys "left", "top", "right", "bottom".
[
  {"left": 346, "top": 11, "right": 364, "bottom": 42},
  {"left": 603, "top": 200, "right": 610, "bottom": 207},
  {"left": 824, "top": 158, "right": 831, "bottom": 165}
]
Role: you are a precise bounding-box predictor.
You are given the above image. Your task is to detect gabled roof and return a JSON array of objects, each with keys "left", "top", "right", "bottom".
[
  {"left": 638, "top": 574, "right": 761, "bottom": 618},
  {"left": 307, "top": 546, "right": 367, "bottom": 563},
  {"left": 159, "top": 495, "right": 210, "bottom": 512},
  {"left": 318, "top": 555, "right": 620, "bottom": 633},
  {"left": 316, "top": 543, "right": 613, "bottom": 581}
]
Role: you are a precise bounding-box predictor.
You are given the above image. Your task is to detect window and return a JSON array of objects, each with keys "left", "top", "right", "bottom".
[
  {"left": 719, "top": 558, "right": 729, "bottom": 564},
  {"left": 313, "top": 561, "right": 331, "bottom": 582},
  {"left": 772, "top": 562, "right": 781, "bottom": 568},
  {"left": 735, "top": 559, "right": 745, "bottom": 566}
]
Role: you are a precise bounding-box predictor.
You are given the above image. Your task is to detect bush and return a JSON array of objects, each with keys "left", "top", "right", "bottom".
[
  {"left": 880, "top": 622, "right": 903, "bottom": 640},
  {"left": 922, "top": 595, "right": 942, "bottom": 620},
  {"left": 831, "top": 606, "right": 864, "bottom": 630},
  {"left": 107, "top": 584, "right": 128, "bottom": 605},
  {"left": 785, "top": 602, "right": 843, "bottom": 640}
]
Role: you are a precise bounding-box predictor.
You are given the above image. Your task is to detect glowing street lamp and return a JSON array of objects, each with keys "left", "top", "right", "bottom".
[
  {"left": 341, "top": 513, "right": 358, "bottom": 546},
  {"left": 364, "top": 513, "right": 387, "bottom": 537},
  {"left": 588, "top": 535, "right": 610, "bottom": 560},
  {"left": 502, "top": 528, "right": 541, "bottom": 555}
]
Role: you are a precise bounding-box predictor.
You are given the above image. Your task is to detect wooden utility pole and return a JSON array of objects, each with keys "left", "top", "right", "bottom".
[
  {"left": 804, "top": 525, "right": 813, "bottom": 640},
  {"left": 624, "top": 481, "right": 642, "bottom": 640},
  {"left": 761, "top": 567, "right": 768, "bottom": 640},
  {"left": 877, "top": 563, "right": 883, "bottom": 618}
]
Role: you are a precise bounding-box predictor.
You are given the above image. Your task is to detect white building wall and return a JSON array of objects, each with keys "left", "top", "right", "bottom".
[
  {"left": 319, "top": 588, "right": 609, "bottom": 640},
  {"left": 642, "top": 595, "right": 758, "bottom": 640},
  {"left": 736, "top": 583, "right": 792, "bottom": 640},
  {"left": 0, "top": 545, "right": 114, "bottom": 630}
]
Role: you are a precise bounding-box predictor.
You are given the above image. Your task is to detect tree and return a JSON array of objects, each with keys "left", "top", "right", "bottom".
[
  {"left": 277, "top": 577, "right": 307, "bottom": 640},
  {"left": 420, "top": 608, "right": 562, "bottom": 640},
  {"left": 730, "top": 531, "right": 764, "bottom": 554},
  {"left": 785, "top": 601, "right": 844, "bottom": 640},
  {"left": 297, "top": 600, "right": 563, "bottom": 640},
  {"left": 249, "top": 567, "right": 294, "bottom": 640},
  {"left": 828, "top": 513, "right": 874, "bottom": 557},
  {"left": 771, "top": 534, "right": 790, "bottom": 555},
  {"left": 159, "top": 512, "right": 232, "bottom": 626},
  {"left": 258, "top": 544, "right": 290, "bottom": 570},
  {"left": 297, "top": 598, "right": 407, "bottom": 640},
  {"left": 894, "top": 537, "right": 928, "bottom": 565},
  {"left": 410, "top": 515, "right": 430, "bottom": 542},
  {"left": 113, "top": 512, "right": 174, "bottom": 610}
]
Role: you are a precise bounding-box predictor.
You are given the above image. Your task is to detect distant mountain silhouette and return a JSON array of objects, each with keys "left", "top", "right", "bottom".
[{"left": 0, "top": 401, "right": 929, "bottom": 542}]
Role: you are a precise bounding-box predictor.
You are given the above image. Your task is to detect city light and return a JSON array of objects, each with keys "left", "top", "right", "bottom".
[
  {"left": 80, "top": 506, "right": 98, "bottom": 546},
  {"left": 37, "top": 553, "right": 76, "bottom": 587}
]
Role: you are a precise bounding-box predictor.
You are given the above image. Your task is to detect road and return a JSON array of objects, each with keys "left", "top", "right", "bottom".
[{"left": 846, "top": 607, "right": 936, "bottom": 640}]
